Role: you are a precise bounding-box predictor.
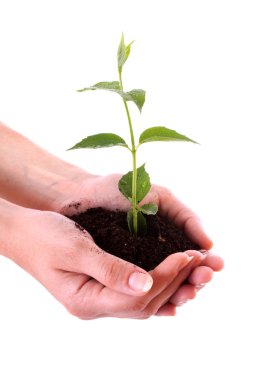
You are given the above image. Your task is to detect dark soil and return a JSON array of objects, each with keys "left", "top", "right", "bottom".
[{"left": 68, "top": 207, "right": 199, "bottom": 271}]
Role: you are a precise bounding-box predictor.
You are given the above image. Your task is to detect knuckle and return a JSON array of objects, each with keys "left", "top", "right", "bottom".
[
  {"left": 129, "top": 298, "right": 149, "bottom": 314},
  {"left": 131, "top": 298, "right": 159, "bottom": 319},
  {"left": 65, "top": 299, "right": 81, "bottom": 318},
  {"left": 140, "top": 305, "right": 157, "bottom": 319},
  {"left": 99, "top": 259, "right": 121, "bottom": 285},
  {"left": 139, "top": 312, "right": 152, "bottom": 320},
  {"left": 64, "top": 296, "right": 91, "bottom": 320}
]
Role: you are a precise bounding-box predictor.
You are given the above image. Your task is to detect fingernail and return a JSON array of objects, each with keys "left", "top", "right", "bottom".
[
  {"left": 184, "top": 251, "right": 201, "bottom": 262},
  {"left": 187, "top": 256, "right": 195, "bottom": 262},
  {"left": 196, "top": 283, "right": 206, "bottom": 290},
  {"left": 177, "top": 300, "right": 187, "bottom": 306},
  {"left": 129, "top": 272, "right": 153, "bottom": 292},
  {"left": 178, "top": 255, "right": 194, "bottom": 270},
  {"left": 186, "top": 250, "right": 206, "bottom": 261}
]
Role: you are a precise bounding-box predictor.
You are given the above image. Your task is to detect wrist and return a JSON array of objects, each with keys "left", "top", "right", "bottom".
[
  {"left": 0, "top": 198, "right": 45, "bottom": 275},
  {"left": 0, "top": 122, "right": 96, "bottom": 210},
  {"left": 23, "top": 161, "right": 95, "bottom": 211},
  {"left": 0, "top": 198, "right": 27, "bottom": 260}
]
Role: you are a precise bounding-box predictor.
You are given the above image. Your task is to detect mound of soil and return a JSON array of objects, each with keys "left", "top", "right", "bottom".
[{"left": 69, "top": 207, "right": 199, "bottom": 271}]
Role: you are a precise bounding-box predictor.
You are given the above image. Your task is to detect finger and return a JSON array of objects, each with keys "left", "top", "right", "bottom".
[
  {"left": 64, "top": 278, "right": 147, "bottom": 319},
  {"left": 145, "top": 251, "right": 205, "bottom": 314},
  {"left": 187, "top": 265, "right": 213, "bottom": 285},
  {"left": 160, "top": 255, "right": 222, "bottom": 308},
  {"left": 201, "top": 252, "right": 224, "bottom": 271},
  {"left": 155, "top": 303, "right": 177, "bottom": 316},
  {"left": 64, "top": 252, "right": 203, "bottom": 319},
  {"left": 67, "top": 252, "right": 196, "bottom": 319},
  {"left": 155, "top": 185, "right": 213, "bottom": 249},
  {"left": 169, "top": 284, "right": 197, "bottom": 306},
  {"left": 136, "top": 250, "right": 205, "bottom": 318},
  {"left": 74, "top": 237, "right": 153, "bottom": 296},
  {"left": 63, "top": 278, "right": 111, "bottom": 319},
  {"left": 147, "top": 251, "right": 198, "bottom": 299},
  {"left": 167, "top": 254, "right": 223, "bottom": 306}
]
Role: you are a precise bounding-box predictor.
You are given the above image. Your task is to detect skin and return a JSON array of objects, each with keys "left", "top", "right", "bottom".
[{"left": 0, "top": 122, "right": 224, "bottom": 318}]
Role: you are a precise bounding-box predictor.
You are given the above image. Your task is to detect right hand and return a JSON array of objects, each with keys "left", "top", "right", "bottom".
[{"left": 9, "top": 207, "right": 205, "bottom": 319}]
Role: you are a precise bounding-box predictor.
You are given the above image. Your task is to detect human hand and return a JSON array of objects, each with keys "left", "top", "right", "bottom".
[
  {"left": 0, "top": 124, "right": 223, "bottom": 316},
  {"left": 50, "top": 173, "right": 224, "bottom": 315},
  {"left": 4, "top": 205, "right": 207, "bottom": 318}
]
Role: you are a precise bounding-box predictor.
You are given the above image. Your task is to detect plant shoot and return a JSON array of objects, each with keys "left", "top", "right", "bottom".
[{"left": 68, "top": 35, "right": 197, "bottom": 235}]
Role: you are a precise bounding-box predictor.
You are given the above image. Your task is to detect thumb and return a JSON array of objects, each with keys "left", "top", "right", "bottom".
[{"left": 78, "top": 238, "right": 153, "bottom": 296}]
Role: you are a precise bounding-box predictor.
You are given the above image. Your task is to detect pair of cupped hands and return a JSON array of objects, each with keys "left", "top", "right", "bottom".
[{"left": 13, "top": 172, "right": 223, "bottom": 319}]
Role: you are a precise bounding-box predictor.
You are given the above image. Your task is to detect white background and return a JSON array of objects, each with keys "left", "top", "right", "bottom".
[{"left": 0, "top": 0, "right": 252, "bottom": 379}]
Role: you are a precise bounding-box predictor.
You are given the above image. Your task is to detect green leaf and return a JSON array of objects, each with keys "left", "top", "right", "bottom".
[
  {"left": 117, "top": 34, "right": 134, "bottom": 72},
  {"left": 67, "top": 133, "right": 128, "bottom": 150},
  {"left": 118, "top": 164, "right": 151, "bottom": 203},
  {"left": 77, "top": 81, "right": 145, "bottom": 113},
  {"left": 136, "top": 164, "right": 151, "bottom": 203},
  {"left": 140, "top": 203, "right": 158, "bottom": 215},
  {"left": 125, "top": 89, "right": 146, "bottom": 112},
  {"left": 127, "top": 209, "right": 147, "bottom": 235},
  {"left": 139, "top": 127, "right": 198, "bottom": 145},
  {"left": 118, "top": 172, "right": 132, "bottom": 200},
  {"left": 137, "top": 211, "right": 147, "bottom": 235},
  {"left": 77, "top": 81, "right": 121, "bottom": 92},
  {"left": 127, "top": 209, "right": 134, "bottom": 234}
]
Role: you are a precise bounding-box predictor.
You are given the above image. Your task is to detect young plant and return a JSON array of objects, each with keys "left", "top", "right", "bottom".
[{"left": 68, "top": 34, "right": 197, "bottom": 236}]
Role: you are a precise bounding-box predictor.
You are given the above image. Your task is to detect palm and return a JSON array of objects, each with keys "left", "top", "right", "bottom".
[{"left": 50, "top": 173, "right": 223, "bottom": 314}]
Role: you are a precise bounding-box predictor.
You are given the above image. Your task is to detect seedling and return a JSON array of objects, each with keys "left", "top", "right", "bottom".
[{"left": 68, "top": 34, "right": 197, "bottom": 236}]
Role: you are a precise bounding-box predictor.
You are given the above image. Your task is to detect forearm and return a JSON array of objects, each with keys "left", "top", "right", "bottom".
[
  {"left": 0, "top": 122, "right": 92, "bottom": 210},
  {"left": 0, "top": 197, "right": 25, "bottom": 261}
]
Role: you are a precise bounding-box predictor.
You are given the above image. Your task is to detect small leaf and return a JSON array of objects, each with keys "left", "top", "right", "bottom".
[
  {"left": 127, "top": 209, "right": 147, "bottom": 235},
  {"left": 67, "top": 133, "right": 128, "bottom": 150},
  {"left": 140, "top": 203, "right": 158, "bottom": 215},
  {"left": 137, "top": 211, "right": 147, "bottom": 235},
  {"left": 125, "top": 89, "right": 146, "bottom": 112},
  {"left": 77, "top": 80, "right": 145, "bottom": 113},
  {"left": 127, "top": 209, "right": 134, "bottom": 234},
  {"left": 77, "top": 81, "right": 121, "bottom": 92},
  {"left": 118, "top": 164, "right": 151, "bottom": 203},
  {"left": 136, "top": 164, "right": 151, "bottom": 203},
  {"left": 118, "top": 172, "right": 132, "bottom": 200},
  {"left": 139, "top": 127, "right": 198, "bottom": 145},
  {"left": 117, "top": 34, "right": 134, "bottom": 71}
]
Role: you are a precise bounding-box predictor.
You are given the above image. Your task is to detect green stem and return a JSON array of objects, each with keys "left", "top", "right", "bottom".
[{"left": 119, "top": 69, "right": 138, "bottom": 235}]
